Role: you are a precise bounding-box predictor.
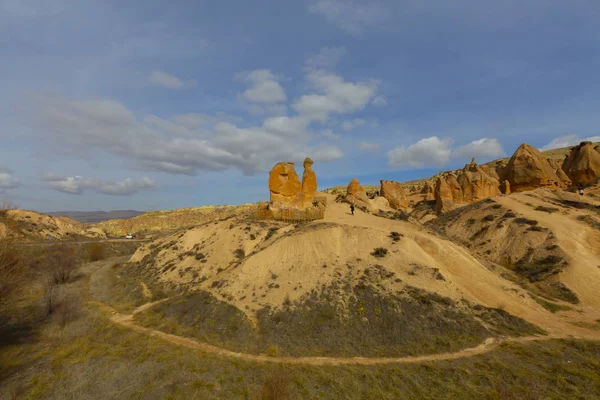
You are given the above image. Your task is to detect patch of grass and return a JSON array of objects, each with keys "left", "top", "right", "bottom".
[
  {"left": 85, "top": 242, "right": 105, "bottom": 262},
  {"left": 265, "top": 344, "right": 280, "bottom": 357},
  {"left": 514, "top": 218, "right": 538, "bottom": 226},
  {"left": 371, "top": 247, "right": 388, "bottom": 258},
  {"left": 265, "top": 227, "right": 279, "bottom": 241},
  {"left": 531, "top": 295, "right": 572, "bottom": 313},
  {"left": 389, "top": 232, "right": 403, "bottom": 243},
  {"left": 577, "top": 215, "right": 600, "bottom": 230},
  {"left": 535, "top": 206, "right": 560, "bottom": 213},
  {"left": 233, "top": 248, "right": 245, "bottom": 259}
]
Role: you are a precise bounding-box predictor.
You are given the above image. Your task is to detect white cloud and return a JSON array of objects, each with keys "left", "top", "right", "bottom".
[
  {"left": 372, "top": 95, "right": 387, "bottom": 107},
  {"left": 236, "top": 69, "right": 287, "bottom": 104},
  {"left": 540, "top": 134, "right": 600, "bottom": 151},
  {"left": 42, "top": 174, "right": 158, "bottom": 196},
  {"left": 320, "top": 129, "right": 341, "bottom": 140},
  {"left": 309, "top": 0, "right": 390, "bottom": 35},
  {"left": 387, "top": 137, "right": 453, "bottom": 168},
  {"left": 306, "top": 46, "right": 347, "bottom": 70},
  {"left": 293, "top": 70, "right": 379, "bottom": 122},
  {"left": 149, "top": 70, "right": 197, "bottom": 89},
  {"left": 452, "top": 138, "right": 506, "bottom": 161},
  {"left": 0, "top": 166, "right": 19, "bottom": 190},
  {"left": 35, "top": 96, "right": 343, "bottom": 176},
  {"left": 358, "top": 141, "right": 380, "bottom": 151},
  {"left": 342, "top": 118, "right": 366, "bottom": 131}
]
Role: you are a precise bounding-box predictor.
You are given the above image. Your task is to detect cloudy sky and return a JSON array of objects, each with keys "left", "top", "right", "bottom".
[{"left": 2, "top": 0, "right": 600, "bottom": 212}]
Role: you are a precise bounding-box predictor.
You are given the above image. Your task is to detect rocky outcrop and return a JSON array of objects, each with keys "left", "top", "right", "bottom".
[
  {"left": 561, "top": 141, "right": 600, "bottom": 185},
  {"left": 500, "top": 143, "right": 566, "bottom": 192},
  {"left": 501, "top": 180, "right": 511, "bottom": 195},
  {"left": 435, "top": 159, "right": 501, "bottom": 213},
  {"left": 380, "top": 180, "right": 408, "bottom": 209},
  {"left": 421, "top": 180, "right": 435, "bottom": 201},
  {"left": 346, "top": 178, "right": 374, "bottom": 212},
  {"left": 268, "top": 158, "right": 324, "bottom": 219}
]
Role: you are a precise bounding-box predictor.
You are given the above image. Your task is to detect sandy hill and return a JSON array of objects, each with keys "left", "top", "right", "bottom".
[
  {"left": 126, "top": 188, "right": 600, "bottom": 357},
  {"left": 0, "top": 208, "right": 107, "bottom": 241},
  {"left": 48, "top": 210, "right": 144, "bottom": 223},
  {"left": 95, "top": 204, "right": 259, "bottom": 237}
]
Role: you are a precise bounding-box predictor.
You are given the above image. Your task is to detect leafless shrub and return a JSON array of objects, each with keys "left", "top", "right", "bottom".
[
  {"left": 86, "top": 242, "right": 105, "bottom": 261},
  {"left": 46, "top": 244, "right": 79, "bottom": 285},
  {"left": 0, "top": 236, "right": 23, "bottom": 302},
  {"left": 55, "top": 293, "right": 82, "bottom": 327}
]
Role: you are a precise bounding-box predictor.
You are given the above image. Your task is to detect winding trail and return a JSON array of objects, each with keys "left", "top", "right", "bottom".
[{"left": 86, "top": 295, "right": 576, "bottom": 366}]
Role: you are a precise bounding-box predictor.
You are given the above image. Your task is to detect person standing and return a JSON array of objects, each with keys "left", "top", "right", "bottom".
[
  {"left": 350, "top": 204, "right": 355, "bottom": 215},
  {"left": 578, "top": 183, "right": 584, "bottom": 196}
]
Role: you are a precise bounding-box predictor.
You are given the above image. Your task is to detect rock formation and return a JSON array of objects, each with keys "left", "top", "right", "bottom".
[
  {"left": 267, "top": 158, "right": 323, "bottom": 219},
  {"left": 346, "top": 178, "right": 373, "bottom": 212},
  {"left": 561, "top": 141, "right": 600, "bottom": 185},
  {"left": 380, "top": 180, "right": 408, "bottom": 209},
  {"left": 301, "top": 157, "right": 317, "bottom": 204},
  {"left": 501, "top": 180, "right": 511, "bottom": 195},
  {"left": 421, "top": 180, "right": 435, "bottom": 201},
  {"left": 434, "top": 159, "right": 501, "bottom": 213},
  {"left": 500, "top": 143, "right": 566, "bottom": 192},
  {"left": 269, "top": 162, "right": 302, "bottom": 206}
]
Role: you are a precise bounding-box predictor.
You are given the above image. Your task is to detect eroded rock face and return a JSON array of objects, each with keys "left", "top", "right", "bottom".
[
  {"left": 500, "top": 143, "right": 566, "bottom": 192},
  {"left": 562, "top": 141, "right": 600, "bottom": 185},
  {"left": 380, "top": 180, "right": 408, "bottom": 209},
  {"left": 301, "top": 157, "right": 317, "bottom": 205},
  {"left": 434, "top": 159, "right": 501, "bottom": 213},
  {"left": 268, "top": 158, "right": 323, "bottom": 219},
  {"left": 269, "top": 162, "right": 302, "bottom": 205},
  {"left": 421, "top": 180, "right": 435, "bottom": 201},
  {"left": 501, "top": 180, "right": 511, "bottom": 195}
]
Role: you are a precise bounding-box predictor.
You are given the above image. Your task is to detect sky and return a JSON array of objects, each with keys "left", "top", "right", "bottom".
[{"left": 1, "top": 0, "right": 600, "bottom": 212}]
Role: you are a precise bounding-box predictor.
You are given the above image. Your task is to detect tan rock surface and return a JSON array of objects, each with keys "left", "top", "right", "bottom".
[
  {"left": 301, "top": 158, "right": 317, "bottom": 205},
  {"left": 562, "top": 141, "right": 600, "bottom": 185},
  {"left": 500, "top": 143, "right": 565, "bottom": 192},
  {"left": 269, "top": 162, "right": 303, "bottom": 205},
  {"left": 435, "top": 159, "right": 501, "bottom": 213},
  {"left": 380, "top": 180, "right": 408, "bottom": 209}
]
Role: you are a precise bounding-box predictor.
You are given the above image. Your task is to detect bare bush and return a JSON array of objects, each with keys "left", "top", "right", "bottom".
[
  {"left": 86, "top": 242, "right": 105, "bottom": 261},
  {"left": 0, "top": 237, "right": 23, "bottom": 302},
  {"left": 0, "top": 198, "right": 18, "bottom": 212},
  {"left": 45, "top": 244, "right": 79, "bottom": 285},
  {"left": 55, "top": 293, "right": 81, "bottom": 327}
]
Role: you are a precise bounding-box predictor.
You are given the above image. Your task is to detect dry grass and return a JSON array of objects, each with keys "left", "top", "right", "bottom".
[
  {"left": 0, "top": 237, "right": 23, "bottom": 303},
  {"left": 85, "top": 242, "right": 105, "bottom": 262},
  {"left": 45, "top": 244, "right": 79, "bottom": 285}
]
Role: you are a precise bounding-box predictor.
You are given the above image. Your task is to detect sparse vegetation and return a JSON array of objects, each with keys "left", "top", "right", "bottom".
[
  {"left": 85, "top": 242, "right": 105, "bottom": 261},
  {"left": 531, "top": 295, "right": 572, "bottom": 313},
  {"left": 234, "top": 248, "right": 245, "bottom": 259},
  {"left": 482, "top": 214, "right": 495, "bottom": 222},
  {"left": 265, "top": 227, "right": 279, "bottom": 240},
  {"left": 514, "top": 217, "right": 538, "bottom": 226},
  {"left": 535, "top": 206, "right": 560, "bottom": 213},
  {"left": 389, "top": 231, "right": 403, "bottom": 243},
  {"left": 577, "top": 215, "right": 600, "bottom": 230},
  {"left": 371, "top": 247, "right": 388, "bottom": 258}
]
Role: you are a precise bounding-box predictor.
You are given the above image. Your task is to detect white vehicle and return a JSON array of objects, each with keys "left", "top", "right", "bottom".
[{"left": 125, "top": 234, "right": 133, "bottom": 239}]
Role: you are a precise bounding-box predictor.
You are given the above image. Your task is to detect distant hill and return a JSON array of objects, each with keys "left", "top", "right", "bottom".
[{"left": 47, "top": 210, "right": 144, "bottom": 223}]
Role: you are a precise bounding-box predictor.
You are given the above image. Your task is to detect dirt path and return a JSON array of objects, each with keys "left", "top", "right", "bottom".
[
  {"left": 140, "top": 282, "right": 153, "bottom": 299},
  {"left": 90, "top": 297, "right": 568, "bottom": 366},
  {"left": 16, "top": 238, "right": 151, "bottom": 247}
]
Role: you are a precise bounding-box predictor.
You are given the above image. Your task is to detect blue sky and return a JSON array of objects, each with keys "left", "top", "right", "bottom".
[{"left": 1, "top": 0, "right": 600, "bottom": 212}]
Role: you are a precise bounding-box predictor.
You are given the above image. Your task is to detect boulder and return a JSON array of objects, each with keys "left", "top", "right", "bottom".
[
  {"left": 269, "top": 162, "right": 302, "bottom": 206},
  {"left": 500, "top": 143, "right": 566, "bottom": 192},
  {"left": 380, "top": 180, "right": 408, "bottom": 209},
  {"left": 561, "top": 141, "right": 600, "bottom": 185}
]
